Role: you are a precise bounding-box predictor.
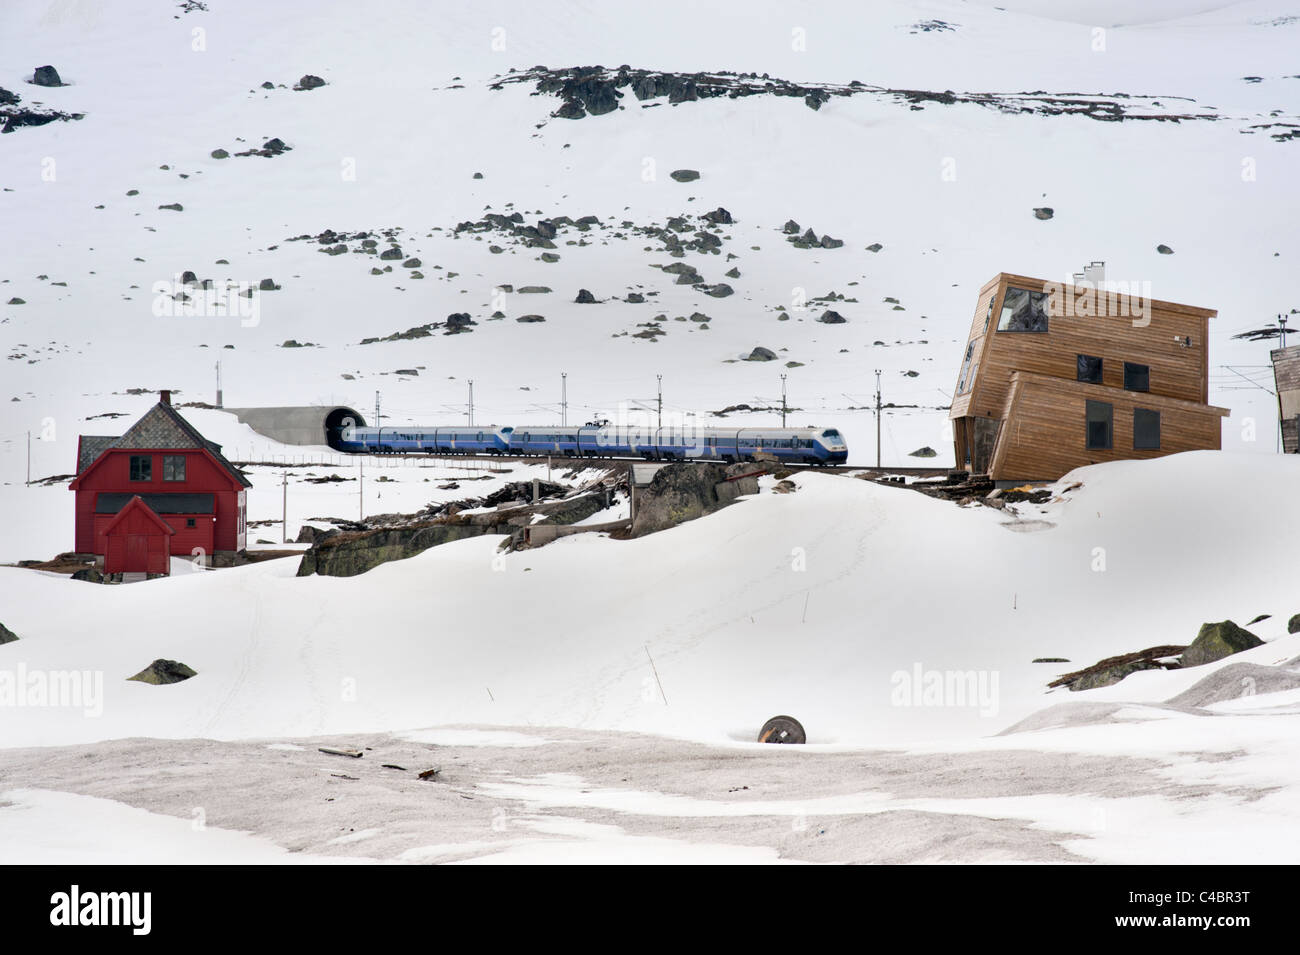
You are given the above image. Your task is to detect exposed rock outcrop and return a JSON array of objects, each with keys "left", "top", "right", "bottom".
[
  {"left": 630, "top": 463, "right": 760, "bottom": 537},
  {"left": 127, "top": 659, "right": 197, "bottom": 685},
  {"left": 1180, "top": 620, "right": 1263, "bottom": 667}
]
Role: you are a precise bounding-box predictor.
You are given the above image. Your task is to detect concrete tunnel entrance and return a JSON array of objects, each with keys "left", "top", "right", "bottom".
[{"left": 220, "top": 406, "right": 367, "bottom": 450}]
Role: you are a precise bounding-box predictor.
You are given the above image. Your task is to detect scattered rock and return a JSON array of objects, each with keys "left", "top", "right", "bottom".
[
  {"left": 258, "top": 278, "right": 280, "bottom": 291},
  {"left": 516, "top": 314, "right": 546, "bottom": 323},
  {"left": 703, "top": 207, "right": 733, "bottom": 225},
  {"left": 575, "top": 288, "right": 596, "bottom": 303},
  {"left": 626, "top": 292, "right": 645, "bottom": 303},
  {"left": 1289, "top": 614, "right": 1300, "bottom": 634},
  {"left": 32, "top": 65, "right": 63, "bottom": 87},
  {"left": 1157, "top": 244, "right": 1174, "bottom": 255},
  {"left": 402, "top": 257, "right": 422, "bottom": 268},
  {"left": 472, "top": 171, "right": 483, "bottom": 179},
  {"left": 1033, "top": 207, "right": 1054, "bottom": 220},
  {"left": 0, "top": 621, "right": 17, "bottom": 644},
  {"left": 518, "top": 285, "right": 551, "bottom": 294},
  {"left": 379, "top": 248, "right": 404, "bottom": 260},
  {"left": 670, "top": 169, "right": 700, "bottom": 182},
  {"left": 865, "top": 242, "right": 883, "bottom": 252},
  {"left": 158, "top": 203, "right": 183, "bottom": 211},
  {"left": 7, "top": 297, "right": 25, "bottom": 305},
  {"left": 210, "top": 148, "right": 229, "bottom": 159},
  {"left": 909, "top": 446, "right": 938, "bottom": 458},
  {"left": 702, "top": 283, "right": 733, "bottom": 298},
  {"left": 296, "top": 74, "right": 327, "bottom": 91},
  {"left": 817, "top": 309, "right": 846, "bottom": 324},
  {"left": 127, "top": 659, "right": 197, "bottom": 685},
  {"left": 746, "top": 346, "right": 777, "bottom": 361},
  {"left": 1180, "top": 620, "right": 1262, "bottom": 667}
]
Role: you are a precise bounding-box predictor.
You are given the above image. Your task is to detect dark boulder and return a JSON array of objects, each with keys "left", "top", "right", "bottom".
[
  {"left": 296, "top": 74, "right": 327, "bottom": 90},
  {"left": 575, "top": 288, "right": 596, "bottom": 303},
  {"left": 70, "top": 566, "right": 104, "bottom": 584},
  {"left": 746, "top": 346, "right": 777, "bottom": 361},
  {"left": 1033, "top": 207, "right": 1054, "bottom": 220},
  {"left": 703, "top": 207, "right": 733, "bottom": 225},
  {"left": 0, "top": 621, "right": 17, "bottom": 644},
  {"left": 32, "top": 65, "right": 63, "bottom": 87},
  {"left": 1180, "top": 620, "right": 1263, "bottom": 667},
  {"left": 670, "top": 169, "right": 700, "bottom": 182},
  {"left": 817, "top": 309, "right": 846, "bottom": 324},
  {"left": 555, "top": 99, "right": 586, "bottom": 119},
  {"left": 127, "top": 659, "right": 197, "bottom": 685}
]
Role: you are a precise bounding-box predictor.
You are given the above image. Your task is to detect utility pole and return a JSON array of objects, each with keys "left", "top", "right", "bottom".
[
  {"left": 657, "top": 374, "right": 663, "bottom": 431},
  {"left": 874, "top": 369, "right": 882, "bottom": 468},
  {"left": 780, "top": 374, "right": 788, "bottom": 428},
  {"left": 281, "top": 470, "right": 287, "bottom": 544},
  {"left": 467, "top": 379, "right": 474, "bottom": 426},
  {"left": 215, "top": 361, "right": 223, "bottom": 408},
  {"left": 374, "top": 391, "right": 381, "bottom": 430},
  {"left": 561, "top": 372, "right": 568, "bottom": 427},
  {"left": 1279, "top": 313, "right": 1291, "bottom": 350}
]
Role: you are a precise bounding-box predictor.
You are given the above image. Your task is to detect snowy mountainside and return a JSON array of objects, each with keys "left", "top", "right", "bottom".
[{"left": 2, "top": 0, "right": 1299, "bottom": 492}]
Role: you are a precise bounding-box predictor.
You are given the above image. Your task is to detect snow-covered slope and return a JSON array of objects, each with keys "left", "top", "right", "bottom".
[{"left": 3, "top": 450, "right": 1297, "bottom": 749}]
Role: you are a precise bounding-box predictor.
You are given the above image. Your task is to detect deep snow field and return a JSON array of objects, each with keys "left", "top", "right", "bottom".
[{"left": 2, "top": 0, "right": 1299, "bottom": 864}]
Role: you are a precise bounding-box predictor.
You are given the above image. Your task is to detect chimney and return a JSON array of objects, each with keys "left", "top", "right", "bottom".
[{"left": 160, "top": 390, "right": 171, "bottom": 406}]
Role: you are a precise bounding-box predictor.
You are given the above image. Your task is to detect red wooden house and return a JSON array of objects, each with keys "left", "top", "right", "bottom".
[{"left": 69, "top": 391, "right": 251, "bottom": 573}]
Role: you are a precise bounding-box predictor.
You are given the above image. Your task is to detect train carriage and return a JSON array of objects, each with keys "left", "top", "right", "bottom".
[{"left": 338, "top": 422, "right": 846, "bottom": 464}]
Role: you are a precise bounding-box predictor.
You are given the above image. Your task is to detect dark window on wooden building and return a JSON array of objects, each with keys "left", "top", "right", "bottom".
[
  {"left": 129, "top": 455, "right": 152, "bottom": 481},
  {"left": 1086, "top": 401, "right": 1113, "bottom": 450},
  {"left": 957, "top": 340, "right": 979, "bottom": 393},
  {"left": 1124, "top": 362, "right": 1150, "bottom": 392},
  {"left": 163, "top": 455, "right": 186, "bottom": 481},
  {"left": 997, "top": 286, "right": 1050, "bottom": 333},
  {"left": 1077, "top": 354, "right": 1103, "bottom": 383},
  {"left": 186, "top": 518, "right": 197, "bottom": 528},
  {"left": 1134, "top": 408, "right": 1161, "bottom": 449}
]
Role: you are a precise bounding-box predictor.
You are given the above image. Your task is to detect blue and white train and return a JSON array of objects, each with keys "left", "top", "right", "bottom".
[{"left": 336, "top": 423, "right": 848, "bottom": 465}]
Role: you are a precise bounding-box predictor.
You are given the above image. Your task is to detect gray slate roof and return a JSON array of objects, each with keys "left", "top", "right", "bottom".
[{"left": 75, "top": 402, "right": 251, "bottom": 488}]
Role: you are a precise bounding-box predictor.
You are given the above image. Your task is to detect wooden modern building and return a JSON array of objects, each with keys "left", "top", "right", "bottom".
[
  {"left": 950, "top": 271, "right": 1228, "bottom": 483},
  {"left": 69, "top": 391, "right": 251, "bottom": 574},
  {"left": 1271, "top": 343, "right": 1300, "bottom": 454}
]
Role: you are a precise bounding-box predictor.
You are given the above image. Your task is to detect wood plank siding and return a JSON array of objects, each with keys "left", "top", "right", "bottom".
[
  {"left": 989, "top": 372, "right": 1228, "bottom": 481},
  {"left": 1272, "top": 344, "right": 1300, "bottom": 454},
  {"left": 951, "top": 272, "right": 1226, "bottom": 481}
]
